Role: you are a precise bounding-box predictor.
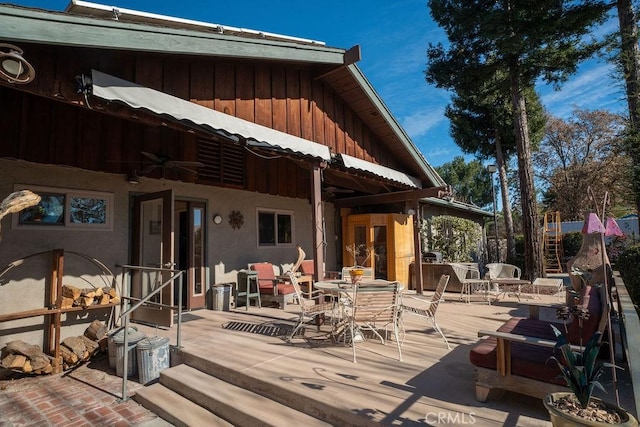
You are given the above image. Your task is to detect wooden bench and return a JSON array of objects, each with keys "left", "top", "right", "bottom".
[{"left": 469, "top": 284, "right": 608, "bottom": 401}]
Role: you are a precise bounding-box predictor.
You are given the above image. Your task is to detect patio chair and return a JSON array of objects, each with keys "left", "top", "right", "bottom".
[
  {"left": 285, "top": 271, "right": 336, "bottom": 342},
  {"left": 485, "top": 262, "right": 525, "bottom": 300},
  {"left": 249, "top": 262, "right": 296, "bottom": 309},
  {"left": 399, "top": 274, "right": 451, "bottom": 348},
  {"left": 450, "top": 263, "right": 490, "bottom": 304},
  {"left": 347, "top": 279, "right": 402, "bottom": 363}
]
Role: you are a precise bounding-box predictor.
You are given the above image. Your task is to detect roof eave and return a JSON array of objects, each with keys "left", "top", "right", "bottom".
[
  {"left": 0, "top": 4, "right": 346, "bottom": 64},
  {"left": 344, "top": 64, "right": 446, "bottom": 188}
]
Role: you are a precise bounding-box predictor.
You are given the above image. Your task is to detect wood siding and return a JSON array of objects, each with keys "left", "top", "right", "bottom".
[{"left": 0, "top": 44, "right": 404, "bottom": 199}]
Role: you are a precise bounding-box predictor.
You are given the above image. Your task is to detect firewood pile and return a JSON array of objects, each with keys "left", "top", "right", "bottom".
[
  {"left": 61, "top": 284, "right": 120, "bottom": 308},
  {"left": 1, "top": 320, "right": 109, "bottom": 374}
]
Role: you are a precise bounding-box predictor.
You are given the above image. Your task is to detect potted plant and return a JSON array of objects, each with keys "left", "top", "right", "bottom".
[
  {"left": 345, "top": 244, "right": 374, "bottom": 283},
  {"left": 543, "top": 323, "right": 637, "bottom": 426}
]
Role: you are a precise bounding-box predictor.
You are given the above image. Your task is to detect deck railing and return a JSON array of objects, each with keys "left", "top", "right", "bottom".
[{"left": 614, "top": 272, "right": 640, "bottom": 415}]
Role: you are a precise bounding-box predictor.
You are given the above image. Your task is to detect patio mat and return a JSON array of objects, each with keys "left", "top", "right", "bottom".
[{"left": 222, "top": 321, "right": 296, "bottom": 337}]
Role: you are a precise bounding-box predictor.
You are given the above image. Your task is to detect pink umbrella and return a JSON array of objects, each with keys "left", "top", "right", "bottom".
[{"left": 605, "top": 217, "right": 624, "bottom": 237}]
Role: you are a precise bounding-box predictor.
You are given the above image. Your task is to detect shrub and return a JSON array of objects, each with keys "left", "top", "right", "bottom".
[
  {"left": 616, "top": 244, "right": 640, "bottom": 306},
  {"left": 562, "top": 232, "right": 583, "bottom": 260}
]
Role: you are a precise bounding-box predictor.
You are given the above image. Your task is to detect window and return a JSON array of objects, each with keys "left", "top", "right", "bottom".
[
  {"left": 13, "top": 185, "right": 113, "bottom": 230},
  {"left": 258, "top": 209, "right": 294, "bottom": 247}
]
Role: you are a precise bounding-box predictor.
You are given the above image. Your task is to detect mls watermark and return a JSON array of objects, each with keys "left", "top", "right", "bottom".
[{"left": 424, "top": 411, "right": 477, "bottom": 424}]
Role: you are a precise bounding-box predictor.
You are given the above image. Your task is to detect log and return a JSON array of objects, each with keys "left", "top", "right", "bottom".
[
  {"left": 22, "top": 359, "right": 32, "bottom": 373},
  {"left": 98, "top": 294, "right": 110, "bottom": 305},
  {"left": 84, "top": 320, "right": 108, "bottom": 341},
  {"left": 62, "top": 284, "right": 82, "bottom": 300},
  {"left": 3, "top": 340, "right": 42, "bottom": 359},
  {"left": 60, "top": 296, "right": 75, "bottom": 309},
  {"left": 110, "top": 296, "right": 121, "bottom": 304},
  {"left": 80, "top": 336, "right": 100, "bottom": 356},
  {"left": 74, "top": 296, "right": 94, "bottom": 307},
  {"left": 80, "top": 288, "right": 96, "bottom": 299},
  {"left": 2, "top": 354, "right": 26, "bottom": 369},
  {"left": 62, "top": 336, "right": 87, "bottom": 359},
  {"left": 60, "top": 346, "right": 79, "bottom": 365},
  {"left": 94, "top": 287, "right": 104, "bottom": 297}
]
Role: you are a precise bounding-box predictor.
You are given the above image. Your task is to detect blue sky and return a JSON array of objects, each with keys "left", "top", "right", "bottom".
[{"left": 11, "top": 1, "right": 627, "bottom": 168}]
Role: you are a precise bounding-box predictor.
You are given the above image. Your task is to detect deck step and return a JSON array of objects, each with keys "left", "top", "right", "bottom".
[
  {"left": 137, "top": 364, "right": 330, "bottom": 427},
  {"left": 134, "top": 383, "right": 233, "bottom": 427}
]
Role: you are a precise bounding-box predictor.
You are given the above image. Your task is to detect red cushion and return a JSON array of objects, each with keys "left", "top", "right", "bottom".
[
  {"left": 260, "top": 283, "right": 295, "bottom": 295},
  {"left": 250, "top": 263, "right": 277, "bottom": 289},
  {"left": 300, "top": 260, "right": 315, "bottom": 275}
]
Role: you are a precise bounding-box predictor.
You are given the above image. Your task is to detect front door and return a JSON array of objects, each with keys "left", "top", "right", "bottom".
[
  {"left": 131, "top": 190, "right": 174, "bottom": 327},
  {"left": 175, "top": 201, "right": 206, "bottom": 309}
]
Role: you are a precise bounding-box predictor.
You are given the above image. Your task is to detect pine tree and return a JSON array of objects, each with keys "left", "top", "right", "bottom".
[{"left": 426, "top": 0, "right": 609, "bottom": 279}]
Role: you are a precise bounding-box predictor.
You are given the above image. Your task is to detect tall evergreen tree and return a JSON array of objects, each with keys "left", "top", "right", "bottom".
[
  {"left": 615, "top": 0, "right": 640, "bottom": 228},
  {"left": 426, "top": 0, "right": 609, "bottom": 279},
  {"left": 445, "top": 83, "right": 545, "bottom": 263}
]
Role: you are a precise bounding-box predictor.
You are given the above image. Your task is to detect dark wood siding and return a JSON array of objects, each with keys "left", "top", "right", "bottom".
[{"left": 0, "top": 44, "right": 405, "bottom": 199}]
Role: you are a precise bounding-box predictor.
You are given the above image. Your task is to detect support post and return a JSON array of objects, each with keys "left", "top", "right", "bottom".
[{"left": 311, "top": 165, "right": 325, "bottom": 281}]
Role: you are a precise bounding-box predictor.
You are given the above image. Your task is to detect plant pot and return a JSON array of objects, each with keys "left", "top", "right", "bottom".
[
  {"left": 349, "top": 268, "right": 364, "bottom": 284},
  {"left": 544, "top": 392, "right": 638, "bottom": 427}
]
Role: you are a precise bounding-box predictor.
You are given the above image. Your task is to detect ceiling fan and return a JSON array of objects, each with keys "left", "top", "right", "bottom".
[
  {"left": 139, "top": 152, "right": 205, "bottom": 178},
  {"left": 323, "top": 186, "right": 355, "bottom": 198}
]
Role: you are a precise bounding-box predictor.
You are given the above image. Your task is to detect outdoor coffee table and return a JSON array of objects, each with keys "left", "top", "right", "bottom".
[{"left": 490, "top": 278, "right": 531, "bottom": 301}]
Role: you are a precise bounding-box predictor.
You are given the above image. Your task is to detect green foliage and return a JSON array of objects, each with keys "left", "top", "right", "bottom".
[
  {"left": 548, "top": 325, "right": 607, "bottom": 408},
  {"left": 563, "top": 232, "right": 584, "bottom": 260},
  {"left": 435, "top": 157, "right": 493, "bottom": 208},
  {"left": 424, "top": 215, "right": 482, "bottom": 262},
  {"left": 616, "top": 244, "right": 640, "bottom": 306}
]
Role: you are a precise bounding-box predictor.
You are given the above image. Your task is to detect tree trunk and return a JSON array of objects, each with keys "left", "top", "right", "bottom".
[
  {"left": 617, "top": 0, "right": 640, "bottom": 229},
  {"left": 494, "top": 132, "right": 516, "bottom": 262},
  {"left": 510, "top": 70, "right": 543, "bottom": 280}
]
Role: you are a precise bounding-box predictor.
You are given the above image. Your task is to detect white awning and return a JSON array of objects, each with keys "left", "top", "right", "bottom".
[
  {"left": 90, "top": 69, "right": 332, "bottom": 162},
  {"left": 337, "top": 154, "right": 422, "bottom": 188}
]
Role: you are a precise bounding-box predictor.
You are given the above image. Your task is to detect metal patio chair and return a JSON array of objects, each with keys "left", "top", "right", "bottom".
[{"left": 400, "top": 274, "right": 451, "bottom": 348}]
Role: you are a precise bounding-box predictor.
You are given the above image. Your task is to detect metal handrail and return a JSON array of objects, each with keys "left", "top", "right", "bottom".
[{"left": 116, "top": 264, "right": 184, "bottom": 403}]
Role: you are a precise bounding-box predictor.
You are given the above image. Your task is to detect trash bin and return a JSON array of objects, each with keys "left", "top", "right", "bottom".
[
  {"left": 110, "top": 327, "right": 146, "bottom": 378},
  {"left": 210, "top": 283, "right": 232, "bottom": 311},
  {"left": 107, "top": 326, "right": 139, "bottom": 368},
  {"left": 136, "top": 336, "right": 170, "bottom": 385}
]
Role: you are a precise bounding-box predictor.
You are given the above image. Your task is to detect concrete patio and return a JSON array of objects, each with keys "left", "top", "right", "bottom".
[{"left": 0, "top": 288, "right": 636, "bottom": 426}]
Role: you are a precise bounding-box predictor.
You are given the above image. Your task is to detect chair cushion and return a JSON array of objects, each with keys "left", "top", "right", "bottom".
[
  {"left": 260, "top": 283, "right": 295, "bottom": 295},
  {"left": 250, "top": 262, "right": 280, "bottom": 290},
  {"left": 300, "top": 260, "right": 315, "bottom": 275}
]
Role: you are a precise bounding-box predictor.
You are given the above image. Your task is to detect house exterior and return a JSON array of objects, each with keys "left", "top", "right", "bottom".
[{"left": 0, "top": 1, "right": 456, "bottom": 349}]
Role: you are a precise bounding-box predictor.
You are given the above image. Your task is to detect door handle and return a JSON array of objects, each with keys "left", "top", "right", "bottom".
[{"left": 163, "top": 262, "right": 175, "bottom": 269}]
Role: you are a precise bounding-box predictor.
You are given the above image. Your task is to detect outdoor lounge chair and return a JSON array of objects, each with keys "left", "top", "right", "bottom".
[
  {"left": 249, "top": 262, "right": 296, "bottom": 309},
  {"left": 285, "top": 271, "right": 335, "bottom": 342},
  {"left": 347, "top": 279, "right": 402, "bottom": 363},
  {"left": 400, "top": 274, "right": 451, "bottom": 348},
  {"left": 469, "top": 283, "right": 608, "bottom": 402}
]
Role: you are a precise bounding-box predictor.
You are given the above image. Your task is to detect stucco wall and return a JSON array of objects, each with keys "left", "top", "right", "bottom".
[{"left": 0, "top": 159, "right": 336, "bottom": 348}]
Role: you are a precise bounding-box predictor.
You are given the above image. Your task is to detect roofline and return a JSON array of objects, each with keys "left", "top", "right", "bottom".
[
  {"left": 0, "top": 4, "right": 346, "bottom": 63},
  {"left": 422, "top": 197, "right": 493, "bottom": 217},
  {"left": 345, "top": 64, "right": 446, "bottom": 188}
]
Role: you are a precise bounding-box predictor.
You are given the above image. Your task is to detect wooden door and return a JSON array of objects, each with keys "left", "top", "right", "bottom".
[{"left": 131, "top": 190, "right": 174, "bottom": 327}]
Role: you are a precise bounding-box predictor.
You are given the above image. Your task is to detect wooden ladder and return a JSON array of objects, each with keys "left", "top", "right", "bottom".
[{"left": 543, "top": 211, "right": 564, "bottom": 273}]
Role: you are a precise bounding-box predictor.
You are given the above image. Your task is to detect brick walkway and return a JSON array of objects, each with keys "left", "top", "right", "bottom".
[{"left": 0, "top": 354, "right": 169, "bottom": 427}]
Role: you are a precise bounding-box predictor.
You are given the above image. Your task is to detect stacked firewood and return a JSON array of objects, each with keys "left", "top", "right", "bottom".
[
  {"left": 61, "top": 284, "right": 120, "bottom": 308},
  {"left": 1, "top": 320, "right": 109, "bottom": 374},
  {"left": 0, "top": 341, "right": 53, "bottom": 375}
]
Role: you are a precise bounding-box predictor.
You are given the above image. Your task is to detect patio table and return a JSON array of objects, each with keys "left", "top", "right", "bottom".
[{"left": 490, "top": 278, "right": 531, "bottom": 301}]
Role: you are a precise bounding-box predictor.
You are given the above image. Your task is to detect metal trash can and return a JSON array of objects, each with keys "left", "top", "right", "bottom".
[
  {"left": 110, "top": 327, "right": 146, "bottom": 378},
  {"left": 108, "top": 326, "right": 139, "bottom": 368},
  {"left": 136, "top": 336, "right": 170, "bottom": 385},
  {"left": 210, "top": 283, "right": 232, "bottom": 311}
]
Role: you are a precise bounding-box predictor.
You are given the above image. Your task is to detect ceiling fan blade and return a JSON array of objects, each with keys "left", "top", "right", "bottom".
[
  {"left": 165, "top": 160, "right": 205, "bottom": 169},
  {"left": 140, "top": 164, "right": 160, "bottom": 175},
  {"left": 172, "top": 164, "right": 200, "bottom": 175},
  {"left": 141, "top": 151, "right": 163, "bottom": 163}
]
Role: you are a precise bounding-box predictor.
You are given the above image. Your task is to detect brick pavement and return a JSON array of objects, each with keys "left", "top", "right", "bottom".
[{"left": 0, "top": 353, "right": 170, "bottom": 427}]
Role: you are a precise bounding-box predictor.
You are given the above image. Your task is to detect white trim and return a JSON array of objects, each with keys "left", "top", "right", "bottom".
[{"left": 338, "top": 153, "right": 422, "bottom": 188}]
